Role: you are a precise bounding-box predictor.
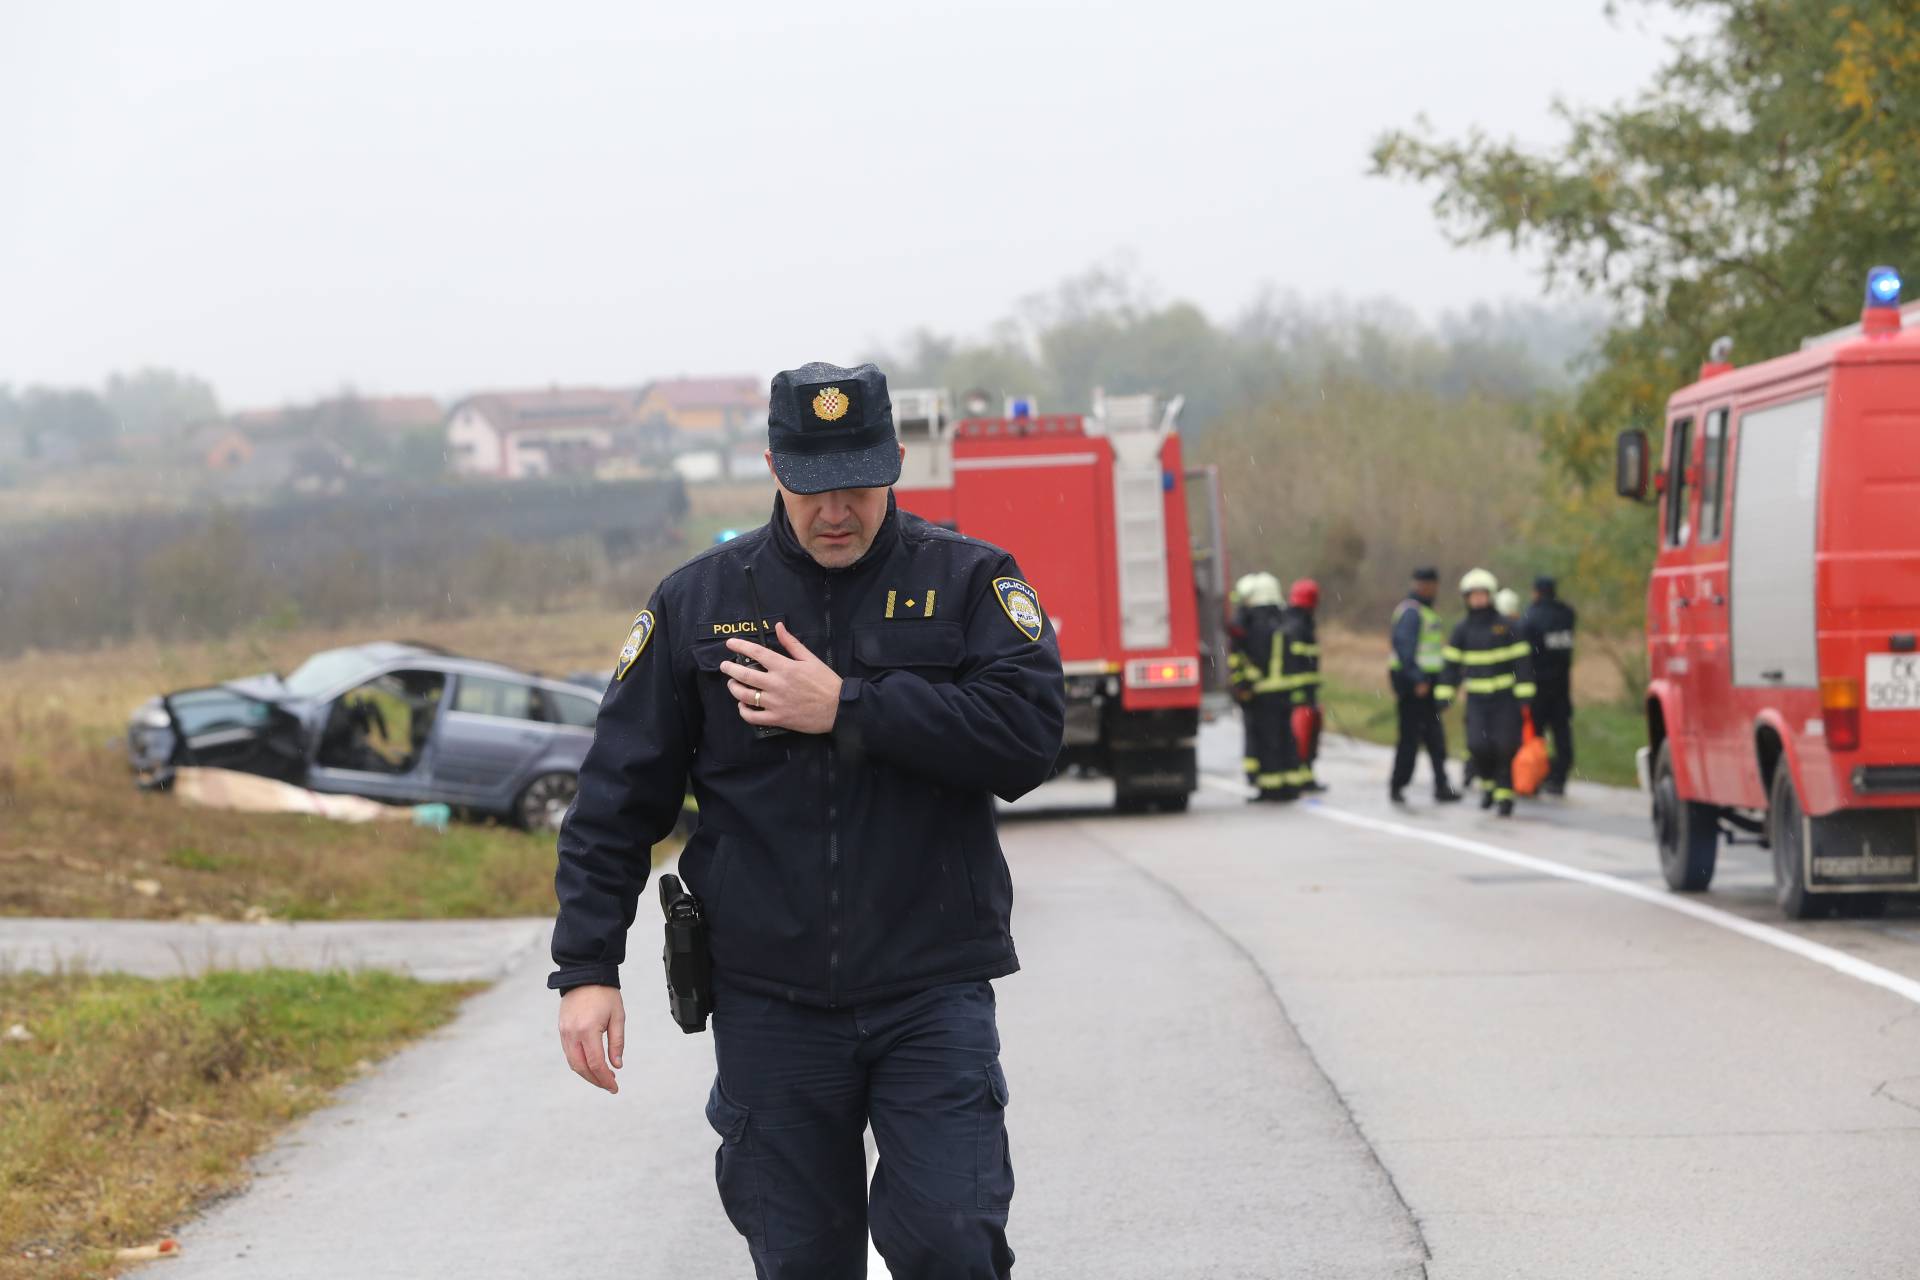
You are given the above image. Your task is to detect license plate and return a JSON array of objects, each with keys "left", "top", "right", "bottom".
[{"left": 1866, "top": 654, "right": 1920, "bottom": 710}]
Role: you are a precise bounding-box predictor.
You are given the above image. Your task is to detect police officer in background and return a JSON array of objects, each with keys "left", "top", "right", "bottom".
[
  {"left": 1523, "top": 575, "right": 1577, "bottom": 795},
  {"left": 1436, "top": 568, "right": 1536, "bottom": 818},
  {"left": 550, "top": 362, "right": 1065, "bottom": 1278},
  {"left": 1388, "top": 567, "right": 1462, "bottom": 804}
]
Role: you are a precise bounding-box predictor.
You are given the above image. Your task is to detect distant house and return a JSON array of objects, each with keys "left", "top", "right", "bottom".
[
  {"left": 203, "top": 428, "right": 253, "bottom": 470},
  {"left": 446, "top": 388, "right": 637, "bottom": 480},
  {"left": 634, "top": 377, "right": 765, "bottom": 450}
]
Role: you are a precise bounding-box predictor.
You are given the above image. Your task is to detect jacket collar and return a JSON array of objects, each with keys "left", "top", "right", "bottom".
[{"left": 767, "top": 490, "right": 900, "bottom": 575}]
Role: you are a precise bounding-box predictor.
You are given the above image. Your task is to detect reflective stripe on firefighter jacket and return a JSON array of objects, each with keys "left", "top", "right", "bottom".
[
  {"left": 1434, "top": 609, "right": 1537, "bottom": 705},
  {"left": 1282, "top": 606, "right": 1321, "bottom": 705},
  {"left": 1388, "top": 596, "right": 1447, "bottom": 676},
  {"left": 1233, "top": 605, "right": 1316, "bottom": 696}
]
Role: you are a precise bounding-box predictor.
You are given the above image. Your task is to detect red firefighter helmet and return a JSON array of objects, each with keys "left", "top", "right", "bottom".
[{"left": 1289, "top": 578, "right": 1320, "bottom": 609}]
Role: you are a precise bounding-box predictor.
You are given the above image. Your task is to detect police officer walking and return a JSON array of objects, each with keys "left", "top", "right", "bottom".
[
  {"left": 550, "top": 362, "right": 1066, "bottom": 1278},
  {"left": 1522, "top": 574, "right": 1577, "bottom": 795},
  {"left": 1231, "top": 572, "right": 1304, "bottom": 802},
  {"left": 1388, "top": 567, "right": 1462, "bottom": 804},
  {"left": 1436, "top": 568, "right": 1536, "bottom": 818}
]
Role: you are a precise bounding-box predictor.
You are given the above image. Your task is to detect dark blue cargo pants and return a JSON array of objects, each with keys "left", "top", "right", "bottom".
[{"left": 705, "top": 977, "right": 1014, "bottom": 1279}]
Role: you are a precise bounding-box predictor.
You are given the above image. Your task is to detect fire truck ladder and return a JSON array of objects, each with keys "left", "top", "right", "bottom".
[{"left": 1100, "top": 394, "right": 1181, "bottom": 651}]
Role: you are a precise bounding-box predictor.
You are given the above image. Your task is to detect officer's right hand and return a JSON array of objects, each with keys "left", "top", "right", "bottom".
[
  {"left": 558, "top": 984, "right": 625, "bottom": 1094},
  {"left": 1414, "top": 682, "right": 1431, "bottom": 697}
]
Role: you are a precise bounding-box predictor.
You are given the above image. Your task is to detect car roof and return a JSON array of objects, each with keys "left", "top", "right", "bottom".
[{"left": 348, "top": 641, "right": 595, "bottom": 692}]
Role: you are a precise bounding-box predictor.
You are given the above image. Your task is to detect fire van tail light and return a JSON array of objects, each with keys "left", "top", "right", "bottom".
[
  {"left": 1124, "top": 657, "right": 1199, "bottom": 689},
  {"left": 1822, "top": 677, "right": 1861, "bottom": 751}
]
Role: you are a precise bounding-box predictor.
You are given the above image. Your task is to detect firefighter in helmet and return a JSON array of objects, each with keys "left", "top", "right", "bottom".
[
  {"left": 1388, "top": 567, "right": 1462, "bottom": 804},
  {"left": 1284, "top": 578, "right": 1326, "bottom": 792},
  {"left": 1231, "top": 572, "right": 1303, "bottom": 802},
  {"left": 1435, "top": 568, "right": 1536, "bottom": 818},
  {"left": 1228, "top": 572, "right": 1262, "bottom": 787},
  {"left": 1463, "top": 586, "right": 1526, "bottom": 794}
]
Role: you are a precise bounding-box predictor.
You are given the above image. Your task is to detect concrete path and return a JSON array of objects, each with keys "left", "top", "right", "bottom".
[{"left": 0, "top": 917, "right": 548, "bottom": 984}]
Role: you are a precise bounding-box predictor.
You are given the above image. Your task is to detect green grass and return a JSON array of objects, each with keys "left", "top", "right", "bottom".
[
  {"left": 1316, "top": 675, "right": 1644, "bottom": 789},
  {"left": 0, "top": 970, "right": 475, "bottom": 1280}
]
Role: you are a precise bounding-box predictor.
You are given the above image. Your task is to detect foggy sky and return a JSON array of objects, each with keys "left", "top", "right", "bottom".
[{"left": 1, "top": 1, "right": 1681, "bottom": 408}]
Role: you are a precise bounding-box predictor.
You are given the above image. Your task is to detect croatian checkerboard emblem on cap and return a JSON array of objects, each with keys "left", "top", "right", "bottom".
[
  {"left": 811, "top": 386, "right": 850, "bottom": 422},
  {"left": 993, "top": 577, "right": 1044, "bottom": 641},
  {"left": 615, "top": 610, "right": 655, "bottom": 681}
]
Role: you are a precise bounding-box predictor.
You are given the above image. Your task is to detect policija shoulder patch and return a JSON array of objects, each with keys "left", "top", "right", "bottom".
[
  {"left": 993, "top": 577, "right": 1045, "bottom": 641},
  {"left": 615, "top": 610, "right": 655, "bottom": 681}
]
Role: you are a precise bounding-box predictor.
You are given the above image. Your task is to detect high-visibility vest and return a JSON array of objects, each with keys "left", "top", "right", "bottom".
[{"left": 1388, "top": 599, "right": 1446, "bottom": 674}]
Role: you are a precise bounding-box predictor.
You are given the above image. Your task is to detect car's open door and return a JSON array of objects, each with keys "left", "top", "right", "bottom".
[{"left": 161, "top": 686, "right": 309, "bottom": 782}]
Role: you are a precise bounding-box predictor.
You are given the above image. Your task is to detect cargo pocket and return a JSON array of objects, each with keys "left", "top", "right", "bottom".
[
  {"left": 705, "top": 1077, "right": 763, "bottom": 1247},
  {"left": 976, "top": 1061, "right": 1014, "bottom": 1209}
]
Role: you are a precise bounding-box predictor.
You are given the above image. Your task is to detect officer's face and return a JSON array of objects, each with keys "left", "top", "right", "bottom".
[
  {"left": 1413, "top": 579, "right": 1437, "bottom": 602},
  {"left": 766, "top": 448, "right": 905, "bottom": 568},
  {"left": 1466, "top": 589, "right": 1492, "bottom": 610}
]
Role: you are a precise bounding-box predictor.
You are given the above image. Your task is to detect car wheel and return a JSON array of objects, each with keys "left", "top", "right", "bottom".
[
  {"left": 1770, "top": 764, "right": 1823, "bottom": 920},
  {"left": 1653, "top": 741, "right": 1717, "bottom": 892},
  {"left": 516, "top": 771, "right": 578, "bottom": 833}
]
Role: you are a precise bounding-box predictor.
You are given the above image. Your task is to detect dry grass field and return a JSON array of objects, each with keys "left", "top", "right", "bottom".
[{"left": 0, "top": 969, "right": 474, "bottom": 1279}]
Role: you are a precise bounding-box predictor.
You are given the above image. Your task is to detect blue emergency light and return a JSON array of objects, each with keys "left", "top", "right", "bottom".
[
  {"left": 1866, "top": 265, "right": 1902, "bottom": 308},
  {"left": 1009, "top": 398, "right": 1034, "bottom": 419},
  {"left": 713, "top": 528, "right": 741, "bottom": 544}
]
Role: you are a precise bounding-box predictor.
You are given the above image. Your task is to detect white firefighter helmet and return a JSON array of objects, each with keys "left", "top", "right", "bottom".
[
  {"left": 1459, "top": 567, "right": 1499, "bottom": 596},
  {"left": 1495, "top": 587, "right": 1522, "bottom": 617},
  {"left": 1241, "top": 572, "right": 1286, "bottom": 608},
  {"left": 1231, "top": 572, "right": 1260, "bottom": 605}
]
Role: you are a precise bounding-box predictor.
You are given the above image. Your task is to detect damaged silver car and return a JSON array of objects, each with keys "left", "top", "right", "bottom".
[{"left": 127, "top": 641, "right": 605, "bottom": 831}]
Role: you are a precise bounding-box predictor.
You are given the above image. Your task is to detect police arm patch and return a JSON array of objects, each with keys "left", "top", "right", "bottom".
[
  {"left": 614, "top": 610, "right": 655, "bottom": 681},
  {"left": 992, "top": 577, "right": 1045, "bottom": 642}
]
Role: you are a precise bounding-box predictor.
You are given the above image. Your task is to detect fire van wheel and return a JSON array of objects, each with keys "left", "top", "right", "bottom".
[
  {"left": 1652, "top": 742, "right": 1718, "bottom": 892},
  {"left": 1769, "top": 765, "right": 1824, "bottom": 920},
  {"left": 516, "top": 771, "right": 578, "bottom": 833}
]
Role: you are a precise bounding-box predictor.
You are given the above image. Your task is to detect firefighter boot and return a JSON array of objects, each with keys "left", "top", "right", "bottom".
[
  {"left": 1479, "top": 784, "right": 1495, "bottom": 811},
  {"left": 1497, "top": 797, "right": 1515, "bottom": 818}
]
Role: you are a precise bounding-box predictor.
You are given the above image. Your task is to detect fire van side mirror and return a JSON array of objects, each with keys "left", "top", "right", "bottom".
[{"left": 1615, "top": 429, "right": 1650, "bottom": 501}]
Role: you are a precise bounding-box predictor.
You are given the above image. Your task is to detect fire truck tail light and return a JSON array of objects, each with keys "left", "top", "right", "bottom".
[
  {"left": 1822, "top": 677, "right": 1861, "bottom": 751},
  {"left": 1125, "top": 657, "right": 1199, "bottom": 689}
]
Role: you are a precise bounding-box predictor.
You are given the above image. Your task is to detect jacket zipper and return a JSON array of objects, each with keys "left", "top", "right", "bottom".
[{"left": 824, "top": 573, "right": 839, "bottom": 1007}]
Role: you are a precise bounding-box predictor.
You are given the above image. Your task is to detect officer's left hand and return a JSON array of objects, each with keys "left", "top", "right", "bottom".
[{"left": 721, "top": 622, "right": 843, "bottom": 734}]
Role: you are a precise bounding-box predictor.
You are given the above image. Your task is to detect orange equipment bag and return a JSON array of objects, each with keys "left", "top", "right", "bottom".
[
  {"left": 1291, "top": 705, "right": 1322, "bottom": 762},
  {"left": 1513, "top": 708, "right": 1549, "bottom": 797}
]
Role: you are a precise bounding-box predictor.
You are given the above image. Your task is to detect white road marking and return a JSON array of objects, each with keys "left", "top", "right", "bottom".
[{"left": 1305, "top": 801, "right": 1920, "bottom": 1008}]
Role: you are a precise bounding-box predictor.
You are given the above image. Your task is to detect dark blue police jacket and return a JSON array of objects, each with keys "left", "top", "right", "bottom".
[{"left": 549, "top": 493, "right": 1067, "bottom": 1007}]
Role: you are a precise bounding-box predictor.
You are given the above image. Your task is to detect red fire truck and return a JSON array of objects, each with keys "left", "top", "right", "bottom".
[
  {"left": 1618, "top": 266, "right": 1920, "bottom": 917},
  {"left": 892, "top": 389, "right": 1229, "bottom": 813}
]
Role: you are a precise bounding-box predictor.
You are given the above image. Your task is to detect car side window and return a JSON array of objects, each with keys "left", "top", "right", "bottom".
[
  {"left": 1665, "top": 416, "right": 1695, "bottom": 548},
  {"left": 452, "top": 676, "right": 538, "bottom": 721},
  {"left": 1699, "top": 407, "right": 1730, "bottom": 543},
  {"left": 547, "top": 690, "right": 600, "bottom": 728}
]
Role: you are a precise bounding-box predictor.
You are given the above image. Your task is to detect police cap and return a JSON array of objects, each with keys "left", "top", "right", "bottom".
[{"left": 767, "top": 362, "right": 901, "bottom": 495}]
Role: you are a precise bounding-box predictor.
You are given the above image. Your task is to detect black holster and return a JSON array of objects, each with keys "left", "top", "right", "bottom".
[{"left": 658, "top": 874, "right": 712, "bottom": 1034}]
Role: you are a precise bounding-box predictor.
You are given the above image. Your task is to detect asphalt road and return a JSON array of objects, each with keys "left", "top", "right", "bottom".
[{"left": 131, "top": 722, "right": 1920, "bottom": 1279}]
